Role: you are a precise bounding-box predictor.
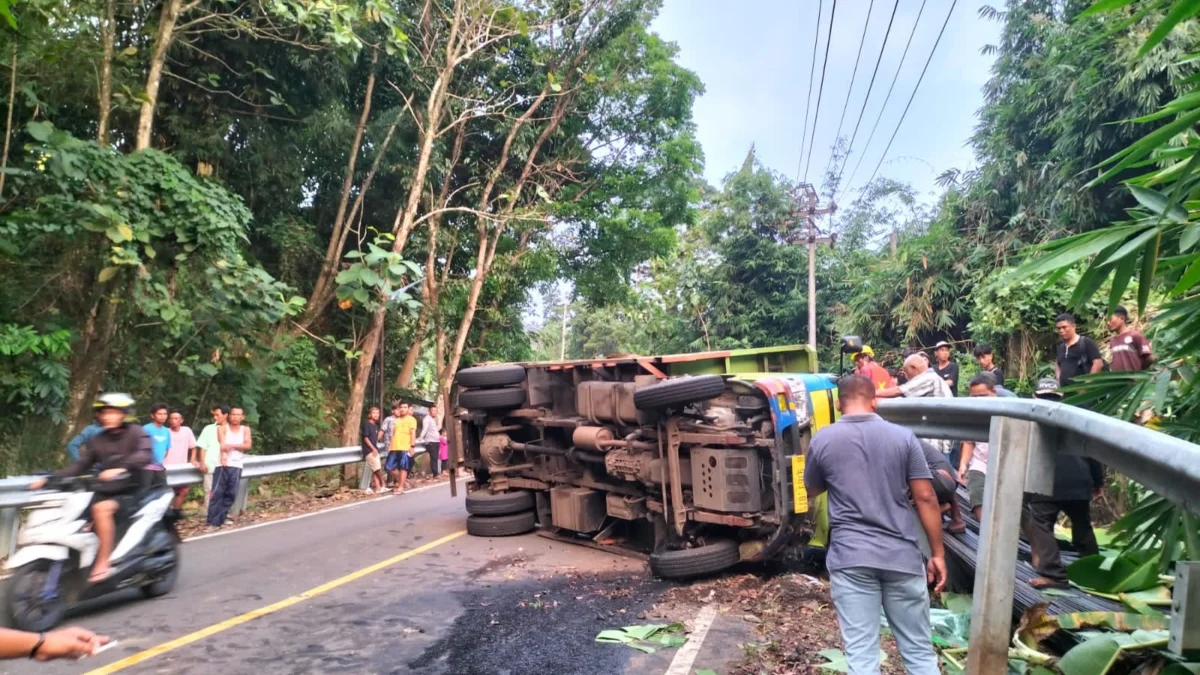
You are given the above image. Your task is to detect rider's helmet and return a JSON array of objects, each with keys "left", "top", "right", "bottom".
[{"left": 93, "top": 392, "right": 135, "bottom": 412}]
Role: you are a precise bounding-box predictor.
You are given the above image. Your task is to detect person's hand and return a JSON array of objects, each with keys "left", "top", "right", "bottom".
[
  {"left": 35, "top": 626, "right": 109, "bottom": 661},
  {"left": 1092, "top": 488, "right": 1103, "bottom": 500},
  {"left": 98, "top": 468, "right": 125, "bottom": 481},
  {"left": 29, "top": 478, "right": 46, "bottom": 491},
  {"left": 220, "top": 455, "right": 228, "bottom": 467},
  {"left": 927, "top": 556, "right": 948, "bottom": 593},
  {"left": 957, "top": 472, "right": 968, "bottom": 486}
]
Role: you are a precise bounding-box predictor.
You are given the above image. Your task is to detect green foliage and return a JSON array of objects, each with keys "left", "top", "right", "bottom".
[
  {"left": 335, "top": 232, "right": 422, "bottom": 312},
  {"left": 0, "top": 324, "right": 71, "bottom": 423}
]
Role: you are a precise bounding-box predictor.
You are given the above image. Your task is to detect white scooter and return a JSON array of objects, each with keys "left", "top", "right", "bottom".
[{"left": 5, "top": 473, "right": 181, "bottom": 631}]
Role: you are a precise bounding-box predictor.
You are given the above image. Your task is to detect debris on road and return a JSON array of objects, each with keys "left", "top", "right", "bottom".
[{"left": 594, "top": 622, "right": 687, "bottom": 653}]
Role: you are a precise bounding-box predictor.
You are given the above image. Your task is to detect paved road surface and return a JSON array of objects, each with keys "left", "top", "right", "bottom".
[{"left": 3, "top": 480, "right": 752, "bottom": 675}]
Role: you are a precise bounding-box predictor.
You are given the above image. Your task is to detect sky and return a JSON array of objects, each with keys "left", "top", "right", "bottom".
[{"left": 650, "top": 0, "right": 1002, "bottom": 204}]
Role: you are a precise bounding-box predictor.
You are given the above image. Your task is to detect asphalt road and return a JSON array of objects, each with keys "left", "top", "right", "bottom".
[{"left": 2, "top": 480, "right": 752, "bottom": 675}]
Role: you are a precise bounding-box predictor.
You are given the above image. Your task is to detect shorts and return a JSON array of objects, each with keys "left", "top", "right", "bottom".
[
  {"left": 365, "top": 452, "right": 382, "bottom": 473},
  {"left": 385, "top": 451, "right": 413, "bottom": 472},
  {"left": 931, "top": 470, "right": 956, "bottom": 505},
  {"left": 967, "top": 470, "right": 987, "bottom": 510}
]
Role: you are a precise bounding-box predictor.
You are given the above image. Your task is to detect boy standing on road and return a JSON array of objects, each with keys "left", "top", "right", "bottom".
[
  {"left": 165, "top": 410, "right": 197, "bottom": 511},
  {"left": 207, "top": 406, "right": 251, "bottom": 528},
  {"left": 361, "top": 406, "right": 385, "bottom": 494},
  {"left": 143, "top": 403, "right": 171, "bottom": 467},
  {"left": 195, "top": 405, "right": 228, "bottom": 508},
  {"left": 386, "top": 403, "right": 417, "bottom": 495},
  {"left": 804, "top": 375, "right": 945, "bottom": 675}
]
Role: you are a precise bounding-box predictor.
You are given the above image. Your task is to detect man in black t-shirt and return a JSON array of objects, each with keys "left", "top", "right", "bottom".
[
  {"left": 972, "top": 342, "right": 1004, "bottom": 386},
  {"left": 361, "top": 406, "right": 384, "bottom": 494},
  {"left": 1054, "top": 313, "right": 1104, "bottom": 387},
  {"left": 931, "top": 341, "right": 959, "bottom": 396}
]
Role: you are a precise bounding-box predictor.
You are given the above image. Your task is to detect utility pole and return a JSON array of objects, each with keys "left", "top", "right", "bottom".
[{"left": 785, "top": 184, "right": 837, "bottom": 349}]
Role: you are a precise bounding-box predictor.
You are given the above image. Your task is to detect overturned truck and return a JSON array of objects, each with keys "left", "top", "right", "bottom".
[{"left": 450, "top": 345, "right": 839, "bottom": 578}]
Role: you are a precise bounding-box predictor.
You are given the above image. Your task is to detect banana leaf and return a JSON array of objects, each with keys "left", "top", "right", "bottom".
[
  {"left": 1054, "top": 611, "right": 1169, "bottom": 631},
  {"left": 1068, "top": 550, "right": 1163, "bottom": 594}
]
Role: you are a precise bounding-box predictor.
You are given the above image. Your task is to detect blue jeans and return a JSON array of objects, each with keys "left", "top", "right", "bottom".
[{"left": 829, "top": 567, "right": 940, "bottom": 675}]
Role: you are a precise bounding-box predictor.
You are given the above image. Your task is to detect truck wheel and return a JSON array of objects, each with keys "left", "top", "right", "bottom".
[
  {"left": 459, "top": 386, "right": 526, "bottom": 411},
  {"left": 634, "top": 375, "right": 726, "bottom": 410},
  {"left": 466, "top": 511, "right": 536, "bottom": 537},
  {"left": 457, "top": 364, "right": 527, "bottom": 388},
  {"left": 465, "top": 490, "right": 534, "bottom": 516},
  {"left": 649, "top": 539, "right": 740, "bottom": 579}
]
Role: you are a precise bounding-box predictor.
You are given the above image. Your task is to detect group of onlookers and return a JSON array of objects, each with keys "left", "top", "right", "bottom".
[
  {"left": 359, "top": 401, "right": 447, "bottom": 496},
  {"left": 815, "top": 305, "right": 1156, "bottom": 673}
]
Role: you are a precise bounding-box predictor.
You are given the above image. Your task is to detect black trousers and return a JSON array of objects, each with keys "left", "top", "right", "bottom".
[
  {"left": 1024, "top": 500, "right": 1098, "bottom": 582},
  {"left": 207, "top": 466, "right": 242, "bottom": 527}
]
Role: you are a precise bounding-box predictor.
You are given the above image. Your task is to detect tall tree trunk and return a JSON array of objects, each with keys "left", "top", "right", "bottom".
[
  {"left": 61, "top": 281, "right": 126, "bottom": 442},
  {"left": 395, "top": 122, "right": 465, "bottom": 388},
  {"left": 135, "top": 0, "right": 182, "bottom": 150},
  {"left": 0, "top": 43, "right": 16, "bottom": 200},
  {"left": 338, "top": 317, "right": 384, "bottom": 447},
  {"left": 97, "top": 0, "right": 115, "bottom": 146},
  {"left": 299, "top": 51, "right": 379, "bottom": 329}
]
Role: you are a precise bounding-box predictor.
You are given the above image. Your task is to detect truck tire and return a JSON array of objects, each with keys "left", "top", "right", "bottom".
[
  {"left": 649, "top": 539, "right": 740, "bottom": 579},
  {"left": 459, "top": 386, "right": 526, "bottom": 411},
  {"left": 634, "top": 375, "right": 726, "bottom": 411},
  {"left": 465, "top": 490, "right": 534, "bottom": 516},
  {"left": 466, "top": 511, "right": 536, "bottom": 537},
  {"left": 457, "top": 364, "right": 527, "bottom": 388}
]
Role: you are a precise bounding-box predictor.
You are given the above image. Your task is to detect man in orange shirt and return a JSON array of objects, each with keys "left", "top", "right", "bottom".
[{"left": 854, "top": 346, "right": 895, "bottom": 391}]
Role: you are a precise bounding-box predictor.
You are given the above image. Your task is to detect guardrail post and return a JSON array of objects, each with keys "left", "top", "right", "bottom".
[
  {"left": 231, "top": 476, "right": 251, "bottom": 516},
  {"left": 359, "top": 458, "right": 372, "bottom": 491},
  {"left": 1170, "top": 561, "right": 1200, "bottom": 656},
  {"left": 0, "top": 506, "right": 18, "bottom": 559},
  {"left": 967, "top": 416, "right": 1035, "bottom": 674}
]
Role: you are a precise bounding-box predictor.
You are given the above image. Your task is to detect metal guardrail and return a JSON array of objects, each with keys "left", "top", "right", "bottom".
[
  {"left": 875, "top": 398, "right": 1200, "bottom": 673},
  {"left": 0, "top": 446, "right": 364, "bottom": 557}
]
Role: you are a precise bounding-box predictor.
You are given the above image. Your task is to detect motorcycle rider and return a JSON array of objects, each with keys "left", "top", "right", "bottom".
[{"left": 30, "top": 393, "right": 153, "bottom": 583}]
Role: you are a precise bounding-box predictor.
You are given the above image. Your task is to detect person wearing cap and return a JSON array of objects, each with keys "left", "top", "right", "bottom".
[
  {"left": 1107, "top": 305, "right": 1154, "bottom": 373},
  {"left": 931, "top": 341, "right": 959, "bottom": 396},
  {"left": 853, "top": 346, "right": 895, "bottom": 391},
  {"left": 1022, "top": 378, "right": 1104, "bottom": 589}
]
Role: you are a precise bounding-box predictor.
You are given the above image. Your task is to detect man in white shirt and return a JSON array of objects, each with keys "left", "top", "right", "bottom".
[
  {"left": 416, "top": 405, "right": 442, "bottom": 476},
  {"left": 877, "top": 354, "right": 954, "bottom": 457}
]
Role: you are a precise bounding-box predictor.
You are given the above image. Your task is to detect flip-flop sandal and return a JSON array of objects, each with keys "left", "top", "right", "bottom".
[
  {"left": 946, "top": 523, "right": 967, "bottom": 534},
  {"left": 1029, "top": 577, "right": 1070, "bottom": 590}
]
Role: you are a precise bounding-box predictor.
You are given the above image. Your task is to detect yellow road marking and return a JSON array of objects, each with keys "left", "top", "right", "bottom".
[{"left": 85, "top": 530, "right": 467, "bottom": 674}]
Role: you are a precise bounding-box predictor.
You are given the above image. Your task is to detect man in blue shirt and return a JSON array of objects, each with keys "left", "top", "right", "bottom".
[
  {"left": 804, "top": 375, "right": 945, "bottom": 675},
  {"left": 66, "top": 412, "right": 103, "bottom": 462},
  {"left": 143, "top": 402, "right": 171, "bottom": 467}
]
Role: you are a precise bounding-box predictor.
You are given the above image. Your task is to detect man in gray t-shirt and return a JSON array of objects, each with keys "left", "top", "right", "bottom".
[{"left": 805, "top": 375, "right": 945, "bottom": 675}]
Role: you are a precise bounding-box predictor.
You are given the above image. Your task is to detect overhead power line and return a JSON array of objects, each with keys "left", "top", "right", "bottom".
[
  {"left": 802, "top": 0, "right": 837, "bottom": 184},
  {"left": 859, "top": 0, "right": 958, "bottom": 192},
  {"left": 832, "top": 0, "right": 901, "bottom": 197},
  {"left": 795, "top": 0, "right": 825, "bottom": 182},
  {"left": 823, "top": 0, "right": 876, "bottom": 183},
  {"left": 841, "top": 0, "right": 932, "bottom": 196}
]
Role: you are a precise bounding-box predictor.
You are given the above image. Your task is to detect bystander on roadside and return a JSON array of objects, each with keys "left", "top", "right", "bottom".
[
  {"left": 66, "top": 408, "right": 103, "bottom": 462},
  {"left": 959, "top": 374, "right": 999, "bottom": 520},
  {"left": 804, "top": 375, "right": 944, "bottom": 675},
  {"left": 195, "top": 405, "right": 227, "bottom": 509},
  {"left": 165, "top": 410, "right": 197, "bottom": 513},
  {"left": 973, "top": 343, "right": 1004, "bottom": 386},
  {"left": 1023, "top": 378, "right": 1104, "bottom": 589},
  {"left": 931, "top": 341, "right": 959, "bottom": 396},
  {"left": 878, "top": 355, "right": 955, "bottom": 461},
  {"left": 361, "top": 406, "right": 384, "bottom": 494},
  {"left": 385, "top": 402, "right": 416, "bottom": 495},
  {"left": 1055, "top": 313, "right": 1104, "bottom": 388},
  {"left": 416, "top": 405, "right": 441, "bottom": 477},
  {"left": 207, "top": 406, "right": 251, "bottom": 529}
]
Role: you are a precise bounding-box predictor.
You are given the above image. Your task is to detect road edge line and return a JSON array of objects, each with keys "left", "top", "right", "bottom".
[
  {"left": 663, "top": 602, "right": 718, "bottom": 675},
  {"left": 83, "top": 529, "right": 468, "bottom": 675}
]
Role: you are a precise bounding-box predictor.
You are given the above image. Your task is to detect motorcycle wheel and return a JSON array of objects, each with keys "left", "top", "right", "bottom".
[
  {"left": 140, "top": 534, "right": 180, "bottom": 598},
  {"left": 6, "top": 561, "right": 68, "bottom": 632}
]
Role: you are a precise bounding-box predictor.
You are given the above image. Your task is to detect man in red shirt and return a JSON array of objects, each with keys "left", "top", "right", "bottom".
[
  {"left": 854, "top": 346, "right": 895, "bottom": 391},
  {"left": 1107, "top": 305, "right": 1154, "bottom": 372}
]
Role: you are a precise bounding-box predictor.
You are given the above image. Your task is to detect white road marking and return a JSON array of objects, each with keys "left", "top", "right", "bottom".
[
  {"left": 183, "top": 477, "right": 468, "bottom": 542},
  {"left": 664, "top": 602, "right": 718, "bottom": 675}
]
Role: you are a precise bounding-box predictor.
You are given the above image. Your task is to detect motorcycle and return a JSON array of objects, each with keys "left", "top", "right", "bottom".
[{"left": 4, "top": 473, "right": 181, "bottom": 631}]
